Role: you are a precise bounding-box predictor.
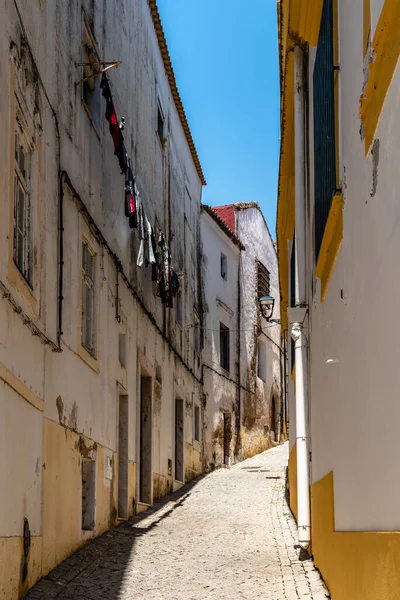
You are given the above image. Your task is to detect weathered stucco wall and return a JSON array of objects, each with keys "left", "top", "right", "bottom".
[
  {"left": 201, "top": 205, "right": 282, "bottom": 467},
  {"left": 237, "top": 206, "right": 282, "bottom": 458},
  {"left": 0, "top": 1, "right": 204, "bottom": 597},
  {"left": 200, "top": 211, "right": 240, "bottom": 468}
]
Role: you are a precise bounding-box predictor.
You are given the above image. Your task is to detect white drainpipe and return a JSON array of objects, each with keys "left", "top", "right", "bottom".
[{"left": 291, "top": 43, "right": 310, "bottom": 550}]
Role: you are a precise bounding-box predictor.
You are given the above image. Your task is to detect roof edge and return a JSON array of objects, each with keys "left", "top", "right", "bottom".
[
  {"left": 201, "top": 205, "right": 245, "bottom": 251},
  {"left": 213, "top": 202, "right": 277, "bottom": 254},
  {"left": 148, "top": 0, "right": 206, "bottom": 186}
]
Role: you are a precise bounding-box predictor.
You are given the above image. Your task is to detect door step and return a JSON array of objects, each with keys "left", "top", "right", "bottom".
[{"left": 135, "top": 502, "right": 151, "bottom": 515}]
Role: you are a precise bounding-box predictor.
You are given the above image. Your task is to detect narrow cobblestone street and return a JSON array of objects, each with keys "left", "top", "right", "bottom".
[{"left": 27, "top": 443, "right": 328, "bottom": 600}]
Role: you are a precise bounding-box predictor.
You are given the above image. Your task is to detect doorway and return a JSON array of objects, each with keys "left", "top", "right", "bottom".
[
  {"left": 175, "top": 397, "right": 184, "bottom": 482},
  {"left": 118, "top": 393, "right": 129, "bottom": 519},
  {"left": 223, "top": 413, "right": 231, "bottom": 466},
  {"left": 140, "top": 376, "right": 152, "bottom": 505}
]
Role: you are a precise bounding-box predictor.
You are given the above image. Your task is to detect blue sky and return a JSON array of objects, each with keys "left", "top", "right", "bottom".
[{"left": 157, "top": 0, "right": 280, "bottom": 235}]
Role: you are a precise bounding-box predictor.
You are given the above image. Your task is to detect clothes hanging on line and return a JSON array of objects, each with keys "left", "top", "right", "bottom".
[
  {"left": 100, "top": 73, "right": 128, "bottom": 174},
  {"left": 137, "top": 210, "right": 156, "bottom": 268},
  {"left": 125, "top": 159, "right": 136, "bottom": 220}
]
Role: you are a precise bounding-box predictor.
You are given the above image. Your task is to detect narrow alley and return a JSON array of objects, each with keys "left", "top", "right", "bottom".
[{"left": 27, "top": 444, "right": 328, "bottom": 600}]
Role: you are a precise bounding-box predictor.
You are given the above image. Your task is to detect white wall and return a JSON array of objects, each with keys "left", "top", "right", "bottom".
[
  {"left": 201, "top": 211, "right": 240, "bottom": 466},
  {"left": 0, "top": 0, "right": 203, "bottom": 544},
  {"left": 237, "top": 206, "right": 282, "bottom": 436},
  {"left": 308, "top": 0, "right": 400, "bottom": 531}
]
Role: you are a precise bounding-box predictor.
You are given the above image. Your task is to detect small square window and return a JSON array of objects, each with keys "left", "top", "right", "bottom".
[
  {"left": 194, "top": 405, "right": 200, "bottom": 442},
  {"left": 157, "top": 103, "right": 165, "bottom": 142},
  {"left": 220, "top": 322, "right": 230, "bottom": 372},
  {"left": 221, "top": 253, "right": 227, "bottom": 280}
]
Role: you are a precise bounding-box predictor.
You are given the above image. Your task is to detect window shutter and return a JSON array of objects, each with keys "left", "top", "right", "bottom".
[{"left": 313, "top": 0, "right": 336, "bottom": 259}]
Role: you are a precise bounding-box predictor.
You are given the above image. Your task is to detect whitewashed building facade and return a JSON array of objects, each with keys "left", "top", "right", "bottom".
[
  {"left": 278, "top": 0, "right": 400, "bottom": 598},
  {"left": 201, "top": 203, "right": 283, "bottom": 468},
  {"left": 0, "top": 1, "right": 205, "bottom": 597}
]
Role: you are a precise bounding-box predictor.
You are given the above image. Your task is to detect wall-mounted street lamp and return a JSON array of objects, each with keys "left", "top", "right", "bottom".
[{"left": 259, "top": 295, "right": 281, "bottom": 324}]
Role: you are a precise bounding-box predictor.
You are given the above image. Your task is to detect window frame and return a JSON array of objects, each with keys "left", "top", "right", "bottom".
[
  {"left": 13, "top": 128, "right": 33, "bottom": 287},
  {"left": 219, "top": 322, "right": 230, "bottom": 373},
  {"left": 78, "top": 231, "right": 100, "bottom": 372},
  {"left": 8, "top": 92, "right": 39, "bottom": 313},
  {"left": 194, "top": 403, "right": 200, "bottom": 443},
  {"left": 257, "top": 260, "right": 270, "bottom": 299},
  {"left": 220, "top": 253, "right": 228, "bottom": 281},
  {"left": 81, "top": 240, "right": 97, "bottom": 358}
]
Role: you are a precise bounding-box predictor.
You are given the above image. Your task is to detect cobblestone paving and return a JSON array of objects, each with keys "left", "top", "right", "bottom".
[{"left": 27, "top": 442, "right": 329, "bottom": 599}]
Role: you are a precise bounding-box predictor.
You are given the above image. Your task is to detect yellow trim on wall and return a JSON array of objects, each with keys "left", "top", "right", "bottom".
[
  {"left": 360, "top": 0, "right": 400, "bottom": 154},
  {"left": 277, "top": 0, "right": 325, "bottom": 331},
  {"left": 312, "top": 470, "right": 400, "bottom": 599},
  {"left": 0, "top": 535, "right": 42, "bottom": 599},
  {"left": 0, "top": 362, "right": 44, "bottom": 412},
  {"left": 288, "top": 442, "right": 298, "bottom": 521},
  {"left": 315, "top": 193, "right": 343, "bottom": 302}
]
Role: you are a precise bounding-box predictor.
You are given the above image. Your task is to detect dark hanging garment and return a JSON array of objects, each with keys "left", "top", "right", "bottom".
[
  {"left": 125, "top": 159, "right": 135, "bottom": 218},
  {"left": 101, "top": 73, "right": 127, "bottom": 174}
]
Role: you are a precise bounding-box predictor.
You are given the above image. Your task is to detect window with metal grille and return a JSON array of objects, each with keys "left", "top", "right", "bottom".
[
  {"left": 82, "top": 242, "right": 97, "bottom": 357},
  {"left": 257, "top": 261, "right": 270, "bottom": 298},
  {"left": 313, "top": 0, "right": 336, "bottom": 259},
  {"left": 220, "top": 322, "right": 230, "bottom": 372},
  {"left": 13, "top": 131, "right": 32, "bottom": 286}
]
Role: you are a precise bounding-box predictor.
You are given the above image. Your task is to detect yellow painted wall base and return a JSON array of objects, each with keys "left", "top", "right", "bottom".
[
  {"left": 184, "top": 443, "right": 202, "bottom": 482},
  {"left": 240, "top": 428, "right": 271, "bottom": 461},
  {"left": 41, "top": 419, "right": 118, "bottom": 576},
  {"left": 312, "top": 471, "right": 400, "bottom": 599},
  {"left": 0, "top": 536, "right": 42, "bottom": 600},
  {"left": 288, "top": 442, "right": 298, "bottom": 521},
  {"left": 153, "top": 472, "right": 172, "bottom": 501}
]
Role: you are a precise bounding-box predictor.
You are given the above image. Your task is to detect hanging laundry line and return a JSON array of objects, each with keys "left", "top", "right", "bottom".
[{"left": 100, "top": 71, "right": 182, "bottom": 310}]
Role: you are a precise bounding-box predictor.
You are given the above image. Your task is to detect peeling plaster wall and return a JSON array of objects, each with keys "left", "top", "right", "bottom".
[
  {"left": 236, "top": 207, "right": 282, "bottom": 458},
  {"left": 201, "top": 206, "right": 282, "bottom": 467},
  {"left": 0, "top": 1, "right": 203, "bottom": 596},
  {"left": 200, "top": 212, "right": 240, "bottom": 468}
]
